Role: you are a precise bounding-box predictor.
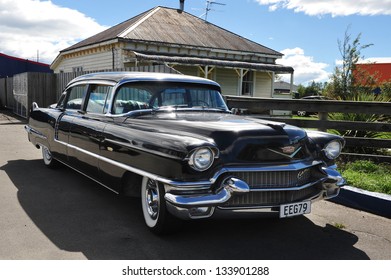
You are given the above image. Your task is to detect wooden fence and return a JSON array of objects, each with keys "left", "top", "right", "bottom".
[
  {"left": 12, "top": 72, "right": 57, "bottom": 117},
  {"left": 0, "top": 65, "right": 176, "bottom": 116},
  {"left": 226, "top": 95, "right": 391, "bottom": 162},
  {"left": 0, "top": 77, "right": 13, "bottom": 109}
]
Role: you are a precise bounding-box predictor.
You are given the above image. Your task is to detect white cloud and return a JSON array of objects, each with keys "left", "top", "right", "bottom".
[
  {"left": 255, "top": 0, "right": 391, "bottom": 16},
  {"left": 0, "top": 0, "right": 107, "bottom": 64},
  {"left": 277, "top": 47, "right": 331, "bottom": 85}
]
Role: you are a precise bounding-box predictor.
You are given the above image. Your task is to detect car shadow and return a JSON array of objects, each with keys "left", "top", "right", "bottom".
[{"left": 1, "top": 159, "right": 369, "bottom": 260}]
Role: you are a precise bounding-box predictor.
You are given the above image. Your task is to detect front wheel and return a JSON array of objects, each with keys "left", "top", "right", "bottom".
[{"left": 141, "top": 177, "right": 180, "bottom": 234}]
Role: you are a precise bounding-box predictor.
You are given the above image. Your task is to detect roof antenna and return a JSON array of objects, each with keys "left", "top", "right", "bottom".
[
  {"left": 178, "top": 0, "right": 185, "bottom": 13},
  {"left": 201, "top": 1, "right": 226, "bottom": 21}
]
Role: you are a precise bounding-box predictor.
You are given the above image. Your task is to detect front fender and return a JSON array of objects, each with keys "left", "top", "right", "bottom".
[{"left": 306, "top": 130, "right": 345, "bottom": 164}]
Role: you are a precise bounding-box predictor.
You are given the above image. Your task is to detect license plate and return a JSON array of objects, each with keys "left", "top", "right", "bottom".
[{"left": 280, "top": 201, "right": 311, "bottom": 218}]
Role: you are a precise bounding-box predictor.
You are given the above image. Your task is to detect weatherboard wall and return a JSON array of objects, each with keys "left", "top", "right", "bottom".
[{"left": 58, "top": 51, "right": 113, "bottom": 73}]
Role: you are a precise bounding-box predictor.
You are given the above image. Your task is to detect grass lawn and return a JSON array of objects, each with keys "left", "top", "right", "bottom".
[{"left": 338, "top": 160, "right": 391, "bottom": 195}]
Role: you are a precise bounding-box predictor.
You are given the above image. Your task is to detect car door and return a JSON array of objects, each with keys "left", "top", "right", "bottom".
[
  {"left": 67, "top": 83, "right": 114, "bottom": 181},
  {"left": 51, "top": 84, "right": 87, "bottom": 164},
  {"left": 99, "top": 83, "right": 153, "bottom": 191}
]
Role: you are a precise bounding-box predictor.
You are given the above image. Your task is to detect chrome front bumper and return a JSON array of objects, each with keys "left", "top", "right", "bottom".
[{"left": 164, "top": 164, "right": 345, "bottom": 220}]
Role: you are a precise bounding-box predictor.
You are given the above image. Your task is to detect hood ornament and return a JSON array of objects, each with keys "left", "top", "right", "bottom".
[
  {"left": 281, "top": 146, "right": 296, "bottom": 154},
  {"left": 268, "top": 145, "right": 302, "bottom": 159}
]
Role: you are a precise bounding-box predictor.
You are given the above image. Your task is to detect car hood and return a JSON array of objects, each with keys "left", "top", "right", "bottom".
[{"left": 121, "top": 112, "right": 307, "bottom": 156}]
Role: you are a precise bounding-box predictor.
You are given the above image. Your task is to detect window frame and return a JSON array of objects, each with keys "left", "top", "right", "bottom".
[
  {"left": 85, "top": 84, "right": 114, "bottom": 115},
  {"left": 57, "top": 81, "right": 115, "bottom": 115},
  {"left": 241, "top": 70, "right": 254, "bottom": 96},
  {"left": 59, "top": 84, "right": 88, "bottom": 111}
]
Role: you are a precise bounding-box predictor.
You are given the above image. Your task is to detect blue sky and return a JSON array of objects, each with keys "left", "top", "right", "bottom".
[{"left": 0, "top": 0, "right": 390, "bottom": 85}]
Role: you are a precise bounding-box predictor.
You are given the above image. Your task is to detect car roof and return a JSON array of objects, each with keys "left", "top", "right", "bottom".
[{"left": 67, "top": 72, "right": 221, "bottom": 88}]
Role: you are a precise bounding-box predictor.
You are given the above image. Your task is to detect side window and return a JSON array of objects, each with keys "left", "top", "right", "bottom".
[
  {"left": 113, "top": 86, "right": 152, "bottom": 114},
  {"left": 65, "top": 85, "right": 86, "bottom": 110},
  {"left": 86, "top": 84, "right": 112, "bottom": 114}
]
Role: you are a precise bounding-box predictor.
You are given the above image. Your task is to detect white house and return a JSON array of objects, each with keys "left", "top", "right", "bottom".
[{"left": 51, "top": 6, "right": 294, "bottom": 98}]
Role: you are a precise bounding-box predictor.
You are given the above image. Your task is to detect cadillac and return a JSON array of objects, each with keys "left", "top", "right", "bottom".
[{"left": 25, "top": 72, "right": 345, "bottom": 233}]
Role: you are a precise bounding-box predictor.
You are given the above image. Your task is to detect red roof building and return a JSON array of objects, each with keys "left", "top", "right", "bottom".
[{"left": 354, "top": 58, "right": 391, "bottom": 86}]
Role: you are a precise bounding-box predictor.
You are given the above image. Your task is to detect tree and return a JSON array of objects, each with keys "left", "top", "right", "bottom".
[
  {"left": 297, "top": 81, "right": 326, "bottom": 98},
  {"left": 327, "top": 26, "right": 373, "bottom": 100},
  {"left": 380, "top": 80, "right": 391, "bottom": 98}
]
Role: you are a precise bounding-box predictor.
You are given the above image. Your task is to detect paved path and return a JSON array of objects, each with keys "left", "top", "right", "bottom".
[{"left": 1, "top": 110, "right": 390, "bottom": 260}]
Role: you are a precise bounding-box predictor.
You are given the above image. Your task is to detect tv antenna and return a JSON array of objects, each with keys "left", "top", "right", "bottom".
[{"left": 200, "top": 1, "right": 226, "bottom": 21}]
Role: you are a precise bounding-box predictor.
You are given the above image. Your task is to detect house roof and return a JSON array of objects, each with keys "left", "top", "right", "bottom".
[
  {"left": 274, "top": 81, "right": 298, "bottom": 91},
  {"left": 61, "top": 6, "right": 282, "bottom": 57}
]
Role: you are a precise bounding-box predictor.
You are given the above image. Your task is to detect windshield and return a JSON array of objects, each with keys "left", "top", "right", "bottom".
[{"left": 112, "top": 82, "right": 228, "bottom": 115}]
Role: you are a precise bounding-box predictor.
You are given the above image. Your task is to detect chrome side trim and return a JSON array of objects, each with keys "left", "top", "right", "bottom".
[
  {"left": 104, "top": 138, "right": 183, "bottom": 160},
  {"left": 25, "top": 125, "right": 47, "bottom": 140},
  {"left": 54, "top": 139, "right": 212, "bottom": 187}
]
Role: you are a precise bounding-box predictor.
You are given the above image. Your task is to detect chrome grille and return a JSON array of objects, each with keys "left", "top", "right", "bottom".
[
  {"left": 231, "top": 167, "right": 316, "bottom": 189},
  {"left": 222, "top": 186, "right": 321, "bottom": 208}
]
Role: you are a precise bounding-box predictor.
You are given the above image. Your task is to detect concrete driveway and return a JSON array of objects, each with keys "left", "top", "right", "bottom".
[{"left": 1, "top": 110, "right": 390, "bottom": 260}]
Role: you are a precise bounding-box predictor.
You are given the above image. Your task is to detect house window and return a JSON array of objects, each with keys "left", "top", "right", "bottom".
[
  {"left": 72, "top": 66, "right": 83, "bottom": 72},
  {"left": 241, "top": 71, "right": 253, "bottom": 96}
]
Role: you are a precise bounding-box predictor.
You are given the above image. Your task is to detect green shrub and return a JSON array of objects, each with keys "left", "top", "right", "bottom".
[
  {"left": 346, "top": 160, "right": 378, "bottom": 172},
  {"left": 339, "top": 160, "right": 391, "bottom": 194},
  {"left": 327, "top": 91, "right": 391, "bottom": 154}
]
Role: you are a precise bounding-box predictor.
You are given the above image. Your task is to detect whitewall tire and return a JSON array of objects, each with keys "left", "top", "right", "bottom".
[
  {"left": 140, "top": 177, "right": 179, "bottom": 234},
  {"left": 41, "top": 145, "right": 58, "bottom": 168}
]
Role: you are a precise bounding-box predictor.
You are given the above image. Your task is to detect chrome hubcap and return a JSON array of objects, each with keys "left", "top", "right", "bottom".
[{"left": 145, "top": 180, "right": 159, "bottom": 220}]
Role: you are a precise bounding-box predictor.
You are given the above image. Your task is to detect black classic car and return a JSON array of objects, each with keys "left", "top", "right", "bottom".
[{"left": 26, "top": 72, "right": 345, "bottom": 233}]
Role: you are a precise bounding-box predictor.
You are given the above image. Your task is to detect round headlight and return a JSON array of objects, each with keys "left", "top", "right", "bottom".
[
  {"left": 188, "top": 147, "right": 214, "bottom": 171},
  {"left": 323, "top": 140, "right": 342, "bottom": 160}
]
